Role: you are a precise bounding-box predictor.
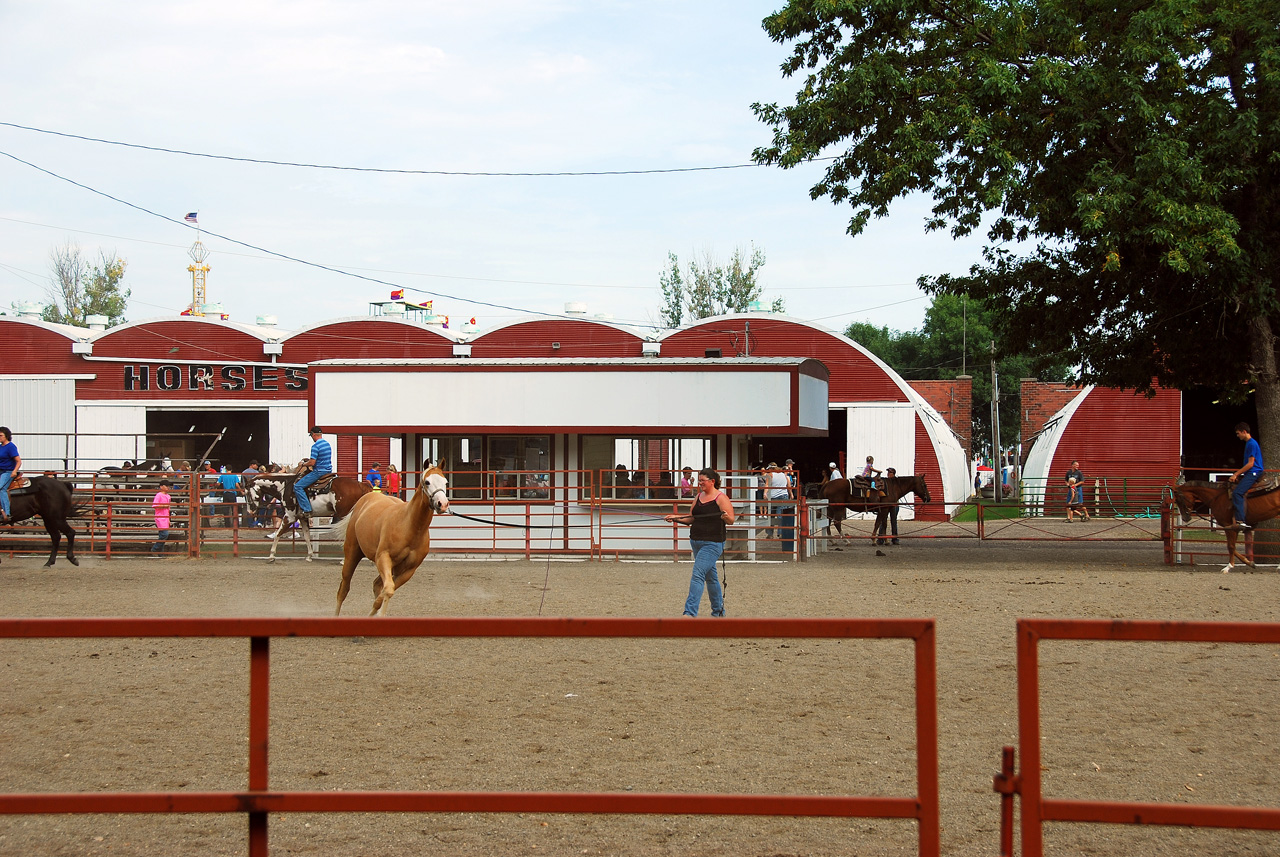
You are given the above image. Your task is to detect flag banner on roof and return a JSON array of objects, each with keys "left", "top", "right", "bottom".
[
  {"left": 390, "top": 289, "right": 404, "bottom": 300},
  {"left": 184, "top": 212, "right": 198, "bottom": 223}
]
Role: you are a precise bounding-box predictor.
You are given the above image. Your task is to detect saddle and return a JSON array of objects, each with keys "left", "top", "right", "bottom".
[
  {"left": 1246, "top": 473, "right": 1280, "bottom": 497},
  {"left": 7, "top": 472, "right": 32, "bottom": 492},
  {"left": 851, "top": 476, "right": 885, "bottom": 501}
]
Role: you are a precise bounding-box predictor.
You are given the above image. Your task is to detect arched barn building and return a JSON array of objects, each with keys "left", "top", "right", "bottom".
[
  {"left": 0, "top": 311, "right": 966, "bottom": 521},
  {"left": 1021, "top": 384, "right": 1182, "bottom": 516}
]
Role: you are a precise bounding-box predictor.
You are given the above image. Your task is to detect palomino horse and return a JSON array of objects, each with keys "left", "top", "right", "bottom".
[
  {"left": 243, "top": 469, "right": 372, "bottom": 562},
  {"left": 1172, "top": 479, "right": 1280, "bottom": 573},
  {"left": 821, "top": 475, "right": 931, "bottom": 545},
  {"left": 0, "top": 476, "right": 84, "bottom": 567},
  {"left": 331, "top": 465, "right": 450, "bottom": 616}
]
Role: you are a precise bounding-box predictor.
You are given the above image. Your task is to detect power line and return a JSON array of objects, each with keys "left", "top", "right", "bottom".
[
  {"left": 0, "top": 148, "right": 654, "bottom": 327},
  {"left": 0, "top": 121, "right": 836, "bottom": 177}
]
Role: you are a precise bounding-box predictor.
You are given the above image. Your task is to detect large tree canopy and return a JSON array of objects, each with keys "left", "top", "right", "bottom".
[{"left": 754, "top": 0, "right": 1280, "bottom": 457}]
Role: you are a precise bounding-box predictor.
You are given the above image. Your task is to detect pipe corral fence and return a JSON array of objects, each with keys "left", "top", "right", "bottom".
[
  {"left": 1, "top": 467, "right": 1194, "bottom": 564},
  {"left": 995, "top": 619, "right": 1280, "bottom": 857},
  {"left": 0, "top": 616, "right": 941, "bottom": 857}
]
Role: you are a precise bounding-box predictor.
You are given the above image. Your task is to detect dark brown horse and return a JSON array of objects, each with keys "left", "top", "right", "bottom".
[
  {"left": 243, "top": 469, "right": 372, "bottom": 562},
  {"left": 1172, "top": 480, "right": 1280, "bottom": 573},
  {"left": 821, "top": 475, "right": 931, "bottom": 545},
  {"left": 0, "top": 476, "right": 84, "bottom": 567}
]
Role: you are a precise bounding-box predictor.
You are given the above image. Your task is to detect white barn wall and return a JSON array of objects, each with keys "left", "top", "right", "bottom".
[
  {"left": 268, "top": 403, "right": 310, "bottom": 468},
  {"left": 844, "top": 403, "right": 917, "bottom": 519},
  {"left": 316, "top": 371, "right": 795, "bottom": 430},
  {"left": 0, "top": 377, "right": 79, "bottom": 469},
  {"left": 74, "top": 405, "right": 147, "bottom": 470}
]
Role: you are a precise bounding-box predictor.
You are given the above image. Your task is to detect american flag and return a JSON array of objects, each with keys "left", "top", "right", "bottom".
[{"left": 184, "top": 212, "right": 198, "bottom": 224}]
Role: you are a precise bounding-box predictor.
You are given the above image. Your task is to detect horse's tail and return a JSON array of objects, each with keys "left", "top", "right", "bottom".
[
  {"left": 328, "top": 514, "right": 350, "bottom": 542},
  {"left": 69, "top": 501, "right": 89, "bottom": 520}
]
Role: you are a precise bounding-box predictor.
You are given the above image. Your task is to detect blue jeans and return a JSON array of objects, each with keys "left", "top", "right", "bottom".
[
  {"left": 294, "top": 470, "right": 323, "bottom": 514},
  {"left": 1232, "top": 472, "right": 1259, "bottom": 523},
  {"left": 152, "top": 529, "right": 168, "bottom": 553},
  {"left": 683, "top": 539, "right": 725, "bottom": 617},
  {"left": 0, "top": 470, "right": 11, "bottom": 517}
]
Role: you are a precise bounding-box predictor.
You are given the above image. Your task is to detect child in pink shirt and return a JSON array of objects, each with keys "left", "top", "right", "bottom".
[{"left": 152, "top": 479, "right": 172, "bottom": 554}]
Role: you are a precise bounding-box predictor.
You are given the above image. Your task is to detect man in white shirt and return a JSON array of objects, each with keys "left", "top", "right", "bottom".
[{"left": 765, "top": 462, "right": 792, "bottom": 542}]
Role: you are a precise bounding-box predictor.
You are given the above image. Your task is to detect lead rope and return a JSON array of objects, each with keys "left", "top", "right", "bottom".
[{"left": 537, "top": 514, "right": 555, "bottom": 616}]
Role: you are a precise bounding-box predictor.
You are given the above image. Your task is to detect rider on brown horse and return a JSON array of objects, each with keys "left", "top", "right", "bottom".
[{"left": 1227, "top": 422, "right": 1264, "bottom": 529}]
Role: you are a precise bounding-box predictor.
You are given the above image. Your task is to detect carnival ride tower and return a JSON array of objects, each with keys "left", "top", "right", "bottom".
[{"left": 186, "top": 240, "right": 210, "bottom": 316}]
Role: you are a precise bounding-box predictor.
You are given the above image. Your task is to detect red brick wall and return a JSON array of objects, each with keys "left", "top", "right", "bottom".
[
  {"left": 1020, "top": 380, "right": 1086, "bottom": 449},
  {"left": 908, "top": 376, "right": 973, "bottom": 458}
]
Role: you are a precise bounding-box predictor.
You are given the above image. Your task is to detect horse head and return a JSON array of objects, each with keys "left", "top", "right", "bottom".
[
  {"left": 1172, "top": 483, "right": 1199, "bottom": 525},
  {"left": 912, "top": 474, "right": 932, "bottom": 504},
  {"left": 421, "top": 466, "right": 450, "bottom": 515},
  {"left": 245, "top": 474, "right": 288, "bottom": 511}
]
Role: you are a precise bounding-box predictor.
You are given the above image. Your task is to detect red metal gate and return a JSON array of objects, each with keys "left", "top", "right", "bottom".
[
  {"left": 0, "top": 616, "right": 940, "bottom": 857},
  {"left": 999, "top": 619, "right": 1280, "bottom": 856}
]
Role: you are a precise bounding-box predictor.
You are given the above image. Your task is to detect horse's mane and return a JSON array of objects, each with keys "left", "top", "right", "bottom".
[{"left": 1178, "top": 480, "right": 1224, "bottom": 491}]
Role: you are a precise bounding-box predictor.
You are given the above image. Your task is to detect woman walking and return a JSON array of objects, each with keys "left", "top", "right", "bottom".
[{"left": 665, "top": 467, "right": 735, "bottom": 617}]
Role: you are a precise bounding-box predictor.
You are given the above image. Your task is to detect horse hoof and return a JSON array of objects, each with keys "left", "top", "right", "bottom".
[{"left": 68, "top": 557, "right": 79, "bottom": 566}]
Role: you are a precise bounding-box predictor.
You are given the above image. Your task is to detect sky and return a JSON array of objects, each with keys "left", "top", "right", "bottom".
[{"left": 0, "top": 1, "right": 990, "bottom": 337}]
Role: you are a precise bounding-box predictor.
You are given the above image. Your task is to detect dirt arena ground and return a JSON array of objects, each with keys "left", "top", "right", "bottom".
[{"left": 1, "top": 539, "right": 1278, "bottom": 856}]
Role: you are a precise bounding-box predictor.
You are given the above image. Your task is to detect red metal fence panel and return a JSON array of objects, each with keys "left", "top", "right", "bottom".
[
  {"left": 1010, "top": 618, "right": 1280, "bottom": 856},
  {"left": 0, "top": 616, "right": 940, "bottom": 857}
]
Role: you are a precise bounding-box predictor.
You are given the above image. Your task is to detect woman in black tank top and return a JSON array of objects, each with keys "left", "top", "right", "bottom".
[{"left": 665, "top": 468, "right": 736, "bottom": 617}]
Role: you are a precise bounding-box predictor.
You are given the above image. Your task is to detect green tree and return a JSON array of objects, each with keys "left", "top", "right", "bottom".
[
  {"left": 42, "top": 242, "right": 130, "bottom": 327},
  {"left": 754, "top": 0, "right": 1280, "bottom": 463},
  {"left": 658, "top": 245, "right": 782, "bottom": 325}
]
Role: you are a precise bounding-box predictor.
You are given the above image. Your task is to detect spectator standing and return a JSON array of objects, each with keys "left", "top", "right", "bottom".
[
  {"left": 875, "top": 467, "right": 901, "bottom": 545},
  {"left": 217, "top": 466, "right": 240, "bottom": 528},
  {"left": 679, "top": 466, "right": 695, "bottom": 498},
  {"left": 151, "top": 478, "right": 173, "bottom": 554},
  {"left": 1064, "top": 460, "right": 1089, "bottom": 522},
  {"left": 367, "top": 463, "right": 383, "bottom": 492},
  {"left": 766, "top": 462, "right": 793, "bottom": 543},
  {"left": 385, "top": 464, "right": 401, "bottom": 499}
]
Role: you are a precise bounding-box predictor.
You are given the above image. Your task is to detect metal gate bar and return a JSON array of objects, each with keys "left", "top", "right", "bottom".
[
  {"left": 0, "top": 616, "right": 940, "bottom": 857},
  {"left": 1011, "top": 618, "right": 1280, "bottom": 856}
]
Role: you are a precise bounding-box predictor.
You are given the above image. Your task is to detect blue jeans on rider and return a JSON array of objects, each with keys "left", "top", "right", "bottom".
[
  {"left": 683, "top": 539, "right": 725, "bottom": 617},
  {"left": 294, "top": 470, "right": 323, "bottom": 514},
  {"left": 1232, "top": 471, "right": 1259, "bottom": 524},
  {"left": 0, "top": 470, "right": 12, "bottom": 518}
]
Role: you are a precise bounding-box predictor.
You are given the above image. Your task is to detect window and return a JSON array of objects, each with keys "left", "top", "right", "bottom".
[
  {"left": 582, "top": 436, "right": 711, "bottom": 501},
  {"left": 419, "top": 434, "right": 552, "bottom": 500}
]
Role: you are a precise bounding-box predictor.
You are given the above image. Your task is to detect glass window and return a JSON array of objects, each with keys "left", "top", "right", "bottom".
[
  {"left": 488, "top": 435, "right": 551, "bottom": 500},
  {"left": 582, "top": 436, "right": 711, "bottom": 501}
]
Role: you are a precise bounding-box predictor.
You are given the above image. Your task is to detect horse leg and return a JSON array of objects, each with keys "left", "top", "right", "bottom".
[
  {"left": 302, "top": 518, "right": 314, "bottom": 562},
  {"left": 370, "top": 552, "right": 397, "bottom": 616},
  {"left": 43, "top": 519, "right": 61, "bottom": 568},
  {"left": 58, "top": 517, "right": 78, "bottom": 566},
  {"left": 334, "top": 541, "right": 364, "bottom": 617},
  {"left": 1223, "top": 530, "right": 1239, "bottom": 573},
  {"left": 265, "top": 519, "right": 286, "bottom": 563}
]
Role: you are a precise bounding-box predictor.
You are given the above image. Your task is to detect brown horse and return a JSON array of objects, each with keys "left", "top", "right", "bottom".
[
  {"left": 243, "top": 470, "right": 372, "bottom": 562},
  {"left": 1172, "top": 480, "right": 1280, "bottom": 573},
  {"left": 331, "top": 465, "right": 450, "bottom": 616},
  {"left": 821, "top": 475, "right": 931, "bottom": 545}
]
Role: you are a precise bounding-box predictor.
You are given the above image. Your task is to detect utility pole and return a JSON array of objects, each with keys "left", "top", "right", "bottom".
[{"left": 990, "top": 340, "right": 1002, "bottom": 494}]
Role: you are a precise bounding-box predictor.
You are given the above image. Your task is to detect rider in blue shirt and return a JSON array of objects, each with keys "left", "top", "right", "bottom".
[
  {"left": 0, "top": 427, "right": 20, "bottom": 524},
  {"left": 1228, "top": 421, "right": 1264, "bottom": 529},
  {"left": 294, "top": 426, "right": 333, "bottom": 516}
]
